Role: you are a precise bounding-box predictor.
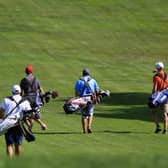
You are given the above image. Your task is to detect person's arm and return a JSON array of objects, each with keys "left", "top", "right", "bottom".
[
  {"left": 74, "top": 80, "right": 81, "bottom": 97},
  {"left": 37, "top": 79, "right": 45, "bottom": 94},
  {"left": 152, "top": 77, "right": 159, "bottom": 93},
  {"left": 39, "top": 87, "right": 45, "bottom": 94},
  {"left": 35, "top": 118, "right": 47, "bottom": 130}
]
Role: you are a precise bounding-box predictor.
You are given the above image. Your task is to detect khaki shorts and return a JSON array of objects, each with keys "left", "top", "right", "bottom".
[{"left": 161, "top": 101, "right": 168, "bottom": 113}]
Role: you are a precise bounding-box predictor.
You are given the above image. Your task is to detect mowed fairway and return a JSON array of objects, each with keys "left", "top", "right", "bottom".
[{"left": 0, "top": 0, "right": 168, "bottom": 167}]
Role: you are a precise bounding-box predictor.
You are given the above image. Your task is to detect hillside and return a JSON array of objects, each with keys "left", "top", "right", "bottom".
[{"left": 0, "top": 0, "right": 168, "bottom": 167}]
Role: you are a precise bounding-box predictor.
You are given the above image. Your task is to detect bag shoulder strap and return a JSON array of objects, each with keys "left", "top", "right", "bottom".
[
  {"left": 155, "top": 72, "right": 167, "bottom": 81},
  {"left": 80, "top": 77, "right": 93, "bottom": 95},
  {"left": 24, "top": 77, "right": 37, "bottom": 92},
  {"left": 155, "top": 72, "right": 168, "bottom": 89},
  {"left": 5, "top": 97, "right": 25, "bottom": 117}
]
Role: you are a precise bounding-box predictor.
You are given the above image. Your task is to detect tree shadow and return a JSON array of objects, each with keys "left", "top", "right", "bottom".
[
  {"left": 95, "top": 106, "right": 152, "bottom": 122},
  {"left": 103, "top": 92, "right": 150, "bottom": 106},
  {"left": 95, "top": 92, "right": 158, "bottom": 122}
]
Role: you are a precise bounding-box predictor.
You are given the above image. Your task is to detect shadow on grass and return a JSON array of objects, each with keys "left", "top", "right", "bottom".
[
  {"left": 103, "top": 92, "right": 150, "bottom": 106},
  {"left": 33, "top": 131, "right": 82, "bottom": 135},
  {"left": 95, "top": 92, "right": 155, "bottom": 122},
  {"left": 33, "top": 130, "right": 132, "bottom": 135},
  {"left": 99, "top": 130, "right": 132, "bottom": 134},
  {"left": 95, "top": 106, "right": 152, "bottom": 121},
  {"left": 98, "top": 130, "right": 150, "bottom": 134},
  {"left": 33, "top": 130, "right": 150, "bottom": 135}
]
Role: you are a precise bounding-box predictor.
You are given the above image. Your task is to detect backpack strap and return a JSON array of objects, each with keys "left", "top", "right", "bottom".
[
  {"left": 80, "top": 77, "right": 93, "bottom": 95},
  {"left": 24, "top": 77, "right": 37, "bottom": 93},
  {"left": 5, "top": 97, "right": 25, "bottom": 118},
  {"left": 30, "top": 77, "right": 37, "bottom": 92},
  {"left": 155, "top": 72, "right": 167, "bottom": 81},
  {"left": 155, "top": 72, "right": 168, "bottom": 89}
]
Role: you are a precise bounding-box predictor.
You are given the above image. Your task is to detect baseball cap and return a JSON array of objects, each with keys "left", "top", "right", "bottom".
[
  {"left": 25, "top": 66, "right": 33, "bottom": 73},
  {"left": 155, "top": 62, "right": 164, "bottom": 69},
  {"left": 82, "top": 68, "right": 90, "bottom": 76},
  {"left": 12, "top": 85, "right": 21, "bottom": 94}
]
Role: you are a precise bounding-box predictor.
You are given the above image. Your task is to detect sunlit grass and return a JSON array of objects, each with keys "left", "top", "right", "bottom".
[{"left": 0, "top": 0, "right": 168, "bottom": 167}]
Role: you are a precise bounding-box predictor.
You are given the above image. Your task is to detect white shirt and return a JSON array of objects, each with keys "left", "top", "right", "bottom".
[{"left": 0, "top": 94, "right": 31, "bottom": 116}]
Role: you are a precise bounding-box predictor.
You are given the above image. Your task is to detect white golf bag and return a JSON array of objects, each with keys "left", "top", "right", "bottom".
[
  {"left": 0, "top": 90, "right": 58, "bottom": 137},
  {"left": 63, "top": 90, "right": 110, "bottom": 114},
  {"left": 0, "top": 107, "right": 24, "bottom": 135}
]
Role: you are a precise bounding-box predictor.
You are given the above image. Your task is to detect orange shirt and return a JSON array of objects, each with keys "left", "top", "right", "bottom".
[{"left": 152, "top": 70, "right": 168, "bottom": 92}]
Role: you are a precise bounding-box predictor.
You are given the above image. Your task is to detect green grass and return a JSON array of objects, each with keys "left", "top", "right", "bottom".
[{"left": 0, "top": 0, "right": 168, "bottom": 167}]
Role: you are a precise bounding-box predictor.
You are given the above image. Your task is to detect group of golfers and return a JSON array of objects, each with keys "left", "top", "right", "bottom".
[
  {"left": 0, "top": 61, "right": 167, "bottom": 157},
  {"left": 0, "top": 66, "right": 47, "bottom": 157},
  {"left": 0, "top": 66, "right": 99, "bottom": 157}
]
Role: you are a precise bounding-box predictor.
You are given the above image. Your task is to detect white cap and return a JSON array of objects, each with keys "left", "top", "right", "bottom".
[
  {"left": 12, "top": 85, "right": 21, "bottom": 94},
  {"left": 155, "top": 62, "right": 164, "bottom": 69}
]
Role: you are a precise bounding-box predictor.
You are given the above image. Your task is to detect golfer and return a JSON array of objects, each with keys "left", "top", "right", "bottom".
[
  {"left": 151, "top": 62, "right": 168, "bottom": 134},
  {"left": 74, "top": 68, "right": 99, "bottom": 133},
  {"left": 20, "top": 65, "right": 45, "bottom": 129},
  {"left": 0, "top": 85, "right": 31, "bottom": 157}
]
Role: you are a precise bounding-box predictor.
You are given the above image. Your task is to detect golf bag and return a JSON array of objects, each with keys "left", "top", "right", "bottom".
[
  {"left": 148, "top": 89, "right": 168, "bottom": 108},
  {"left": 0, "top": 113, "right": 23, "bottom": 135},
  {"left": 0, "top": 90, "right": 58, "bottom": 141},
  {"left": 37, "top": 90, "right": 59, "bottom": 105},
  {"left": 63, "top": 90, "right": 110, "bottom": 114}
]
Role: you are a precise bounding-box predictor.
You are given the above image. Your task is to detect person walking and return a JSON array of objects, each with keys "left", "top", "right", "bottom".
[
  {"left": 0, "top": 85, "right": 32, "bottom": 157},
  {"left": 20, "top": 66, "right": 45, "bottom": 129},
  {"left": 151, "top": 62, "right": 168, "bottom": 134},
  {"left": 74, "top": 68, "right": 99, "bottom": 133},
  {"left": 0, "top": 85, "right": 47, "bottom": 157}
]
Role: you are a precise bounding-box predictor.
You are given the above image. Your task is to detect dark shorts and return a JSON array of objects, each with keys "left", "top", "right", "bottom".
[{"left": 5, "top": 126, "right": 23, "bottom": 146}]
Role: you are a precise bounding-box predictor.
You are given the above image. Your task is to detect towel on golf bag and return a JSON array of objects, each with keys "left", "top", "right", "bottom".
[
  {"left": 148, "top": 89, "right": 168, "bottom": 108},
  {"left": 63, "top": 90, "right": 110, "bottom": 114}
]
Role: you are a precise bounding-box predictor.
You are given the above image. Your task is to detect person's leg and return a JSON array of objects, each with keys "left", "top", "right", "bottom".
[
  {"left": 151, "top": 109, "right": 161, "bottom": 133},
  {"left": 87, "top": 105, "right": 94, "bottom": 133},
  {"left": 82, "top": 117, "right": 87, "bottom": 133},
  {"left": 26, "top": 96, "right": 36, "bottom": 129},
  {"left": 6, "top": 144, "right": 13, "bottom": 157},
  {"left": 162, "top": 112, "right": 167, "bottom": 134},
  {"left": 87, "top": 116, "right": 93, "bottom": 133},
  {"left": 15, "top": 144, "right": 22, "bottom": 156},
  {"left": 25, "top": 118, "right": 33, "bottom": 131},
  {"left": 5, "top": 131, "right": 14, "bottom": 157},
  {"left": 162, "top": 102, "right": 168, "bottom": 134}
]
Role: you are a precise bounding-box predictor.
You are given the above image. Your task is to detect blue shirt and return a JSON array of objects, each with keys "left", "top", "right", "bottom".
[{"left": 74, "top": 76, "right": 99, "bottom": 96}]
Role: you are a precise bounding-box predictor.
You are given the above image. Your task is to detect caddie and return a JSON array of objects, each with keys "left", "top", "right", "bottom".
[
  {"left": 20, "top": 65, "right": 44, "bottom": 129},
  {"left": 0, "top": 85, "right": 31, "bottom": 157},
  {"left": 151, "top": 62, "right": 168, "bottom": 134},
  {"left": 74, "top": 68, "right": 99, "bottom": 134},
  {"left": 0, "top": 84, "right": 47, "bottom": 157}
]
